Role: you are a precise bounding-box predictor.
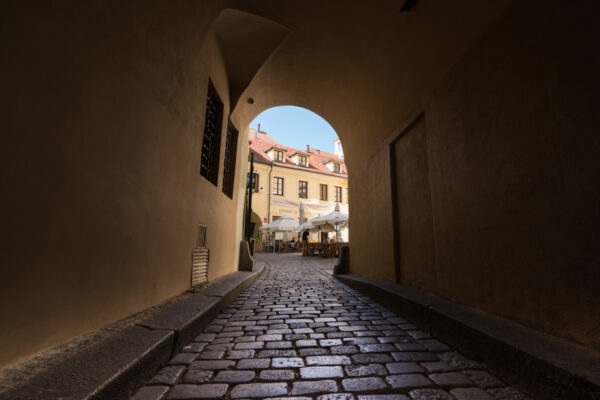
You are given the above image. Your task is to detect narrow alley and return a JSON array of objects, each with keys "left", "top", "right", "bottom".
[{"left": 132, "top": 254, "right": 531, "bottom": 400}]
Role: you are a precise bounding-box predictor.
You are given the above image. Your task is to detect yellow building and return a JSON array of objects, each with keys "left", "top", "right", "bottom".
[{"left": 248, "top": 127, "right": 348, "bottom": 247}]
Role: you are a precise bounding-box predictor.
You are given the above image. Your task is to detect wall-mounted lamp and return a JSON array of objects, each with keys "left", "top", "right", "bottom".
[{"left": 400, "top": 0, "right": 418, "bottom": 12}]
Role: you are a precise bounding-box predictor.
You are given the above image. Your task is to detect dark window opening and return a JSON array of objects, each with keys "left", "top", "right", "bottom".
[
  {"left": 333, "top": 163, "right": 341, "bottom": 173},
  {"left": 320, "top": 184, "right": 328, "bottom": 201},
  {"left": 249, "top": 173, "right": 259, "bottom": 193},
  {"left": 274, "top": 150, "right": 284, "bottom": 162},
  {"left": 299, "top": 180, "right": 308, "bottom": 198},
  {"left": 200, "top": 80, "right": 224, "bottom": 185},
  {"left": 335, "top": 186, "right": 343, "bottom": 202},
  {"left": 222, "top": 121, "right": 238, "bottom": 198}
]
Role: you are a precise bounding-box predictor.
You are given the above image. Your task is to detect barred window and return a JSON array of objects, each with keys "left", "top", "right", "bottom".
[
  {"left": 320, "top": 184, "right": 328, "bottom": 201},
  {"left": 200, "top": 81, "right": 224, "bottom": 185},
  {"left": 299, "top": 181, "right": 308, "bottom": 198},
  {"left": 335, "top": 186, "right": 343, "bottom": 202},
  {"left": 273, "top": 177, "right": 284, "bottom": 196},
  {"left": 249, "top": 173, "right": 259, "bottom": 193},
  {"left": 222, "top": 121, "right": 238, "bottom": 198}
]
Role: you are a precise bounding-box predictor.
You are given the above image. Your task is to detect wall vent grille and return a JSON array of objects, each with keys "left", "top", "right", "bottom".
[{"left": 191, "top": 247, "right": 209, "bottom": 287}]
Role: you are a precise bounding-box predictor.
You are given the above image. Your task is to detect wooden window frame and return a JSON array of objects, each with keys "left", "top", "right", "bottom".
[
  {"left": 274, "top": 150, "right": 284, "bottom": 163},
  {"left": 273, "top": 177, "right": 284, "bottom": 196},
  {"left": 320, "top": 184, "right": 328, "bottom": 201},
  {"left": 335, "top": 186, "right": 343, "bottom": 202},
  {"left": 298, "top": 180, "right": 308, "bottom": 198}
]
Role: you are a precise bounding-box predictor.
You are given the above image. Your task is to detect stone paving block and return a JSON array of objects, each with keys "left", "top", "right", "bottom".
[
  {"left": 214, "top": 370, "right": 256, "bottom": 383},
  {"left": 195, "top": 333, "right": 217, "bottom": 342},
  {"left": 487, "top": 387, "right": 532, "bottom": 400},
  {"left": 226, "top": 349, "right": 255, "bottom": 359},
  {"left": 462, "top": 370, "right": 505, "bottom": 388},
  {"left": 385, "top": 374, "right": 433, "bottom": 389},
  {"left": 306, "top": 355, "right": 352, "bottom": 365},
  {"left": 167, "top": 384, "right": 228, "bottom": 399},
  {"left": 331, "top": 345, "right": 360, "bottom": 355},
  {"left": 198, "top": 350, "right": 224, "bottom": 360},
  {"left": 272, "top": 357, "right": 305, "bottom": 367},
  {"left": 358, "top": 396, "right": 409, "bottom": 400},
  {"left": 236, "top": 358, "right": 270, "bottom": 369},
  {"left": 235, "top": 341, "right": 264, "bottom": 350},
  {"left": 408, "top": 389, "right": 454, "bottom": 400},
  {"left": 168, "top": 353, "right": 198, "bottom": 365},
  {"left": 205, "top": 343, "right": 234, "bottom": 351},
  {"left": 318, "top": 394, "right": 355, "bottom": 400},
  {"left": 352, "top": 354, "right": 394, "bottom": 364},
  {"left": 418, "top": 339, "right": 450, "bottom": 352},
  {"left": 182, "top": 342, "right": 208, "bottom": 353},
  {"left": 392, "top": 352, "right": 438, "bottom": 362},
  {"left": 300, "top": 366, "right": 344, "bottom": 379},
  {"left": 131, "top": 385, "right": 169, "bottom": 400},
  {"left": 437, "top": 352, "right": 480, "bottom": 369},
  {"left": 429, "top": 372, "right": 473, "bottom": 386},
  {"left": 344, "top": 337, "right": 378, "bottom": 345},
  {"left": 377, "top": 336, "right": 411, "bottom": 344},
  {"left": 344, "top": 363, "right": 387, "bottom": 376},
  {"left": 299, "top": 347, "right": 329, "bottom": 356},
  {"left": 450, "top": 388, "right": 495, "bottom": 400},
  {"left": 292, "top": 379, "right": 339, "bottom": 394},
  {"left": 259, "top": 349, "right": 298, "bottom": 357},
  {"left": 358, "top": 344, "right": 397, "bottom": 353},
  {"left": 395, "top": 343, "right": 427, "bottom": 351},
  {"left": 296, "top": 339, "right": 318, "bottom": 347},
  {"left": 420, "top": 361, "right": 453, "bottom": 372},
  {"left": 260, "top": 369, "right": 296, "bottom": 380},
  {"left": 386, "top": 362, "right": 425, "bottom": 374},
  {"left": 267, "top": 340, "right": 293, "bottom": 349},
  {"left": 342, "top": 377, "right": 388, "bottom": 392},
  {"left": 148, "top": 366, "right": 186, "bottom": 385},
  {"left": 189, "top": 360, "right": 235, "bottom": 370},
  {"left": 182, "top": 370, "right": 213, "bottom": 384},
  {"left": 231, "top": 382, "right": 288, "bottom": 398}
]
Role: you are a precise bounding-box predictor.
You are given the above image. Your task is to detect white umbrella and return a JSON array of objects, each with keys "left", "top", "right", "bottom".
[
  {"left": 311, "top": 211, "right": 348, "bottom": 226},
  {"left": 269, "top": 215, "right": 300, "bottom": 232},
  {"left": 299, "top": 221, "right": 318, "bottom": 231}
]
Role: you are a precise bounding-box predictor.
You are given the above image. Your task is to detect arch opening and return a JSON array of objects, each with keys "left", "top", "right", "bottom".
[{"left": 244, "top": 106, "right": 349, "bottom": 256}]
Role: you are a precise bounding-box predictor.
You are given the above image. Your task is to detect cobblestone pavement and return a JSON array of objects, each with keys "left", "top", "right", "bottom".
[{"left": 132, "top": 253, "right": 533, "bottom": 400}]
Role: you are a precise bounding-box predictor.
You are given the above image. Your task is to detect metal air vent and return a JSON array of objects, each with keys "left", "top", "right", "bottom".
[{"left": 191, "top": 247, "right": 209, "bottom": 287}]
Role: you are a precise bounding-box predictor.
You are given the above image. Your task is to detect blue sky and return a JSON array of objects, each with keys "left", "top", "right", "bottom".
[{"left": 249, "top": 106, "right": 338, "bottom": 153}]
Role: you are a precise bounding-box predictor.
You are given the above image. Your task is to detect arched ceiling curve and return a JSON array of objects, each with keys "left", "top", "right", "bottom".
[{"left": 225, "top": 0, "right": 514, "bottom": 170}]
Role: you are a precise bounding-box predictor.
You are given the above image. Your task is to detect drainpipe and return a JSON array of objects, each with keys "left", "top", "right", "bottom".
[{"left": 267, "top": 161, "right": 273, "bottom": 222}]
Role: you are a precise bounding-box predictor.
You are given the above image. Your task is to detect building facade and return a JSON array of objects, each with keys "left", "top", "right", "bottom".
[{"left": 248, "top": 127, "right": 348, "bottom": 246}]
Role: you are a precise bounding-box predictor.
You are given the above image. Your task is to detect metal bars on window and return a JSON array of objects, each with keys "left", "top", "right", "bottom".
[
  {"left": 222, "top": 121, "right": 238, "bottom": 198},
  {"left": 200, "top": 81, "right": 223, "bottom": 186}
]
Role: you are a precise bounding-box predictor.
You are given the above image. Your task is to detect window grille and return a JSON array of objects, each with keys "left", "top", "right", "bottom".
[
  {"left": 200, "top": 81, "right": 223, "bottom": 185},
  {"left": 222, "top": 121, "right": 238, "bottom": 198}
]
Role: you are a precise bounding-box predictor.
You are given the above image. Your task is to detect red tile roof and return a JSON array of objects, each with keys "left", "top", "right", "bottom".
[{"left": 248, "top": 128, "right": 347, "bottom": 176}]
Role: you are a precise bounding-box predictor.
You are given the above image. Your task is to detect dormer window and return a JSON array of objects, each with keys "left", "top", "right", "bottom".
[
  {"left": 298, "top": 155, "right": 308, "bottom": 167},
  {"left": 274, "top": 150, "right": 284, "bottom": 162}
]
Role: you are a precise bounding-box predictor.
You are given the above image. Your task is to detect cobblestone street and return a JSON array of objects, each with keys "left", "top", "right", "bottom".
[{"left": 132, "top": 254, "right": 532, "bottom": 400}]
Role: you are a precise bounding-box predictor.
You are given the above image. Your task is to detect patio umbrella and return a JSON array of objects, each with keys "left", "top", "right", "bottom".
[
  {"left": 311, "top": 204, "right": 348, "bottom": 241},
  {"left": 299, "top": 203, "right": 306, "bottom": 225},
  {"left": 269, "top": 215, "right": 300, "bottom": 232}
]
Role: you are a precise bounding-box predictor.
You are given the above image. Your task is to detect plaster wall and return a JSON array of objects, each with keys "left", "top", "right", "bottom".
[
  {"left": 397, "top": 0, "right": 600, "bottom": 348},
  {"left": 0, "top": 1, "right": 245, "bottom": 368}
]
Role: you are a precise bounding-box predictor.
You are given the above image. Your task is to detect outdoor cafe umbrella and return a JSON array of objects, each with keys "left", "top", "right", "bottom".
[
  {"left": 260, "top": 216, "right": 299, "bottom": 252},
  {"left": 311, "top": 204, "right": 348, "bottom": 241}
]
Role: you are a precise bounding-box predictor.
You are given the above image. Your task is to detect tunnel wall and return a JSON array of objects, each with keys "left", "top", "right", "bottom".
[
  {"left": 393, "top": 0, "right": 600, "bottom": 349},
  {"left": 0, "top": 1, "right": 246, "bottom": 368}
]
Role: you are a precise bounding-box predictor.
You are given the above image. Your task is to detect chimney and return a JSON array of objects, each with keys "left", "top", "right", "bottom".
[
  {"left": 257, "top": 123, "right": 261, "bottom": 133},
  {"left": 306, "top": 145, "right": 310, "bottom": 153}
]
